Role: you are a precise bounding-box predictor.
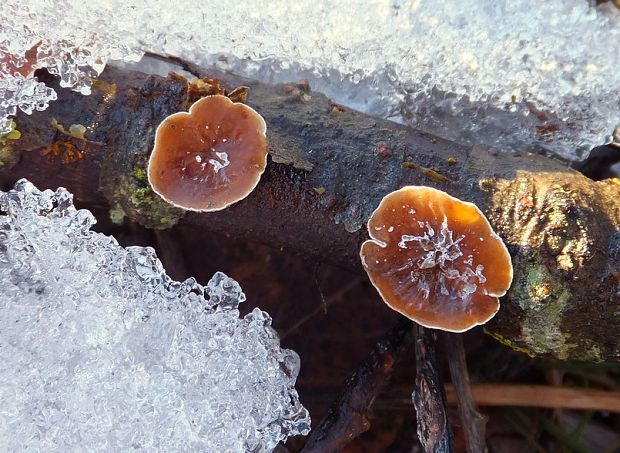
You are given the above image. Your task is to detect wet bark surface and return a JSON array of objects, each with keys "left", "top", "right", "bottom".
[{"left": 1, "top": 63, "right": 618, "bottom": 361}]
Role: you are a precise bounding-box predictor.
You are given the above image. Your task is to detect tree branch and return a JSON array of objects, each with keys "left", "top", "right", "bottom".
[
  {"left": 301, "top": 318, "right": 414, "bottom": 452},
  {"left": 413, "top": 326, "right": 453, "bottom": 453},
  {"left": 1, "top": 61, "right": 619, "bottom": 360}
]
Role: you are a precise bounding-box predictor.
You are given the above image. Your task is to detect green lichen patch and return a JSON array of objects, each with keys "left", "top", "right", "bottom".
[
  {"left": 130, "top": 186, "right": 152, "bottom": 205},
  {"left": 513, "top": 263, "right": 560, "bottom": 311},
  {"left": 572, "top": 341, "right": 603, "bottom": 362},
  {"left": 481, "top": 170, "right": 617, "bottom": 360},
  {"left": 509, "top": 257, "right": 575, "bottom": 359},
  {"left": 108, "top": 205, "right": 126, "bottom": 225}
]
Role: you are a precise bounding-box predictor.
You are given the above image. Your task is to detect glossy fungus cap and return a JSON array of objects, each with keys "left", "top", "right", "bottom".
[
  {"left": 147, "top": 95, "right": 268, "bottom": 212},
  {"left": 360, "top": 186, "right": 513, "bottom": 332}
]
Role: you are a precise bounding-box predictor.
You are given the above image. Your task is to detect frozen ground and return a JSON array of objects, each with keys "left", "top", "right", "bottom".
[
  {"left": 1, "top": 0, "right": 620, "bottom": 160},
  {"left": 0, "top": 180, "right": 310, "bottom": 451}
]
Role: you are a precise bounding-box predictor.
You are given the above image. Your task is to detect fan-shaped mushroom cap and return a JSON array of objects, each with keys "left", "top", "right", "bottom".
[
  {"left": 147, "top": 95, "right": 267, "bottom": 212},
  {"left": 360, "top": 186, "right": 513, "bottom": 333}
]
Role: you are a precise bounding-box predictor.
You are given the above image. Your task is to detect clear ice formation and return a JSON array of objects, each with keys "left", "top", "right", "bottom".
[
  {"left": 0, "top": 180, "right": 310, "bottom": 451},
  {"left": 1, "top": 0, "right": 620, "bottom": 159},
  {"left": 208, "top": 151, "right": 230, "bottom": 174},
  {"left": 395, "top": 217, "right": 486, "bottom": 302}
]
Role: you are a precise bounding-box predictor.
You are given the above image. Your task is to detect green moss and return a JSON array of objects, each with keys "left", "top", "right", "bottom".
[
  {"left": 130, "top": 186, "right": 152, "bottom": 205},
  {"left": 133, "top": 166, "right": 147, "bottom": 183},
  {"left": 108, "top": 174, "right": 184, "bottom": 229},
  {"left": 103, "top": 155, "right": 186, "bottom": 229}
]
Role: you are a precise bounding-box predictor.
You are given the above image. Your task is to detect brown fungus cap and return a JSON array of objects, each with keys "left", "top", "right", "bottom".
[
  {"left": 147, "top": 95, "right": 267, "bottom": 212},
  {"left": 360, "top": 186, "right": 513, "bottom": 333}
]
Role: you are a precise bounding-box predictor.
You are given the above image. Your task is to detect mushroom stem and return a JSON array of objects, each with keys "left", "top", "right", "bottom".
[
  {"left": 412, "top": 325, "right": 453, "bottom": 453},
  {"left": 443, "top": 333, "right": 488, "bottom": 453},
  {"left": 302, "top": 318, "right": 414, "bottom": 453}
]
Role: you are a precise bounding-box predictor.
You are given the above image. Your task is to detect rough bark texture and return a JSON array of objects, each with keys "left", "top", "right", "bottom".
[
  {"left": 1, "top": 63, "right": 619, "bottom": 361},
  {"left": 413, "top": 326, "right": 453, "bottom": 453}
]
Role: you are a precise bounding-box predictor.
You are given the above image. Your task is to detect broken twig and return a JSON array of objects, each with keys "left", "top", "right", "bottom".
[
  {"left": 412, "top": 325, "right": 453, "bottom": 453},
  {"left": 443, "top": 333, "right": 488, "bottom": 453}
]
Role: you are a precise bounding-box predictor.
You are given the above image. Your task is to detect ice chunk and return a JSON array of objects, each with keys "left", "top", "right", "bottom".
[
  {"left": 0, "top": 1, "right": 143, "bottom": 134},
  {"left": 1, "top": 0, "right": 619, "bottom": 158},
  {"left": 0, "top": 180, "right": 310, "bottom": 451}
]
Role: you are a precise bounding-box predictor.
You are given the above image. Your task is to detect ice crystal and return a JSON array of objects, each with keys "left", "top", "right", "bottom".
[
  {"left": 0, "top": 73, "right": 57, "bottom": 116},
  {"left": 192, "top": 150, "right": 230, "bottom": 176},
  {"left": 0, "top": 1, "right": 142, "bottom": 134},
  {"left": 0, "top": 180, "right": 310, "bottom": 451},
  {"left": 209, "top": 151, "right": 230, "bottom": 173},
  {"left": 397, "top": 217, "right": 486, "bottom": 301},
  {"left": 1, "top": 0, "right": 619, "bottom": 158}
]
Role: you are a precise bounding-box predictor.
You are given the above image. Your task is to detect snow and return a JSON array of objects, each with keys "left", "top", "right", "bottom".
[
  {"left": 2, "top": 0, "right": 620, "bottom": 159},
  {"left": 0, "top": 180, "right": 310, "bottom": 451}
]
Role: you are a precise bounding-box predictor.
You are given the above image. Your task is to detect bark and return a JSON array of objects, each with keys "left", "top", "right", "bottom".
[
  {"left": 412, "top": 326, "right": 453, "bottom": 453},
  {"left": 301, "top": 318, "right": 414, "bottom": 452},
  {"left": 1, "top": 62, "right": 619, "bottom": 361}
]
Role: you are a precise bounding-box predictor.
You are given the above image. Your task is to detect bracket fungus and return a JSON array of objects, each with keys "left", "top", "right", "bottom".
[
  {"left": 147, "top": 94, "right": 267, "bottom": 211},
  {"left": 360, "top": 186, "right": 513, "bottom": 333}
]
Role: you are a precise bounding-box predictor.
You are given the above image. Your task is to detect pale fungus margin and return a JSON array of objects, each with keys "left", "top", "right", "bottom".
[
  {"left": 360, "top": 186, "right": 513, "bottom": 333},
  {"left": 147, "top": 94, "right": 268, "bottom": 212}
]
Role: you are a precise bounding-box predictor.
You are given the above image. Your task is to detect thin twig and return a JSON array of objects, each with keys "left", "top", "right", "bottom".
[
  {"left": 142, "top": 51, "right": 202, "bottom": 78},
  {"left": 280, "top": 277, "right": 364, "bottom": 339},
  {"left": 320, "top": 384, "right": 620, "bottom": 415},
  {"left": 443, "top": 333, "right": 488, "bottom": 453},
  {"left": 444, "top": 384, "right": 620, "bottom": 413},
  {"left": 301, "top": 318, "right": 414, "bottom": 453},
  {"left": 412, "top": 325, "right": 453, "bottom": 453}
]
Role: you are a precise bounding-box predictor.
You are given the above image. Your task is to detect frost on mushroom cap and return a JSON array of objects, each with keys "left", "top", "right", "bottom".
[
  {"left": 360, "top": 186, "right": 513, "bottom": 333},
  {"left": 147, "top": 95, "right": 268, "bottom": 212}
]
